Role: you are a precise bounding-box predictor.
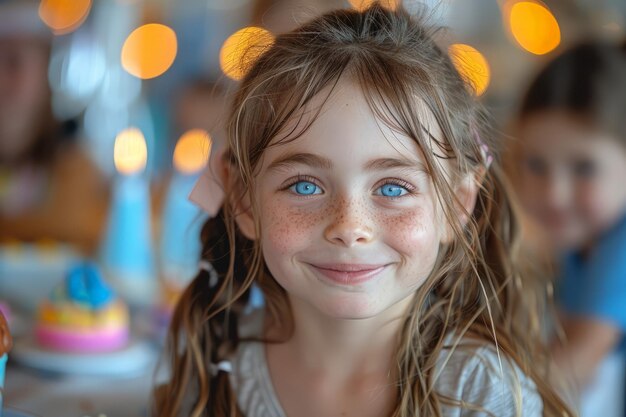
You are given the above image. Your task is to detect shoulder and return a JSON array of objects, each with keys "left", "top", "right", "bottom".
[
  {"left": 559, "top": 216, "right": 626, "bottom": 330},
  {"left": 229, "top": 308, "right": 286, "bottom": 417},
  {"left": 230, "top": 307, "right": 265, "bottom": 380},
  {"left": 587, "top": 214, "right": 626, "bottom": 271},
  {"left": 435, "top": 338, "right": 543, "bottom": 417}
]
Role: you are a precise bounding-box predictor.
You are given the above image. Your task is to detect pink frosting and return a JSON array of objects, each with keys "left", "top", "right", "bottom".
[{"left": 35, "top": 325, "right": 129, "bottom": 352}]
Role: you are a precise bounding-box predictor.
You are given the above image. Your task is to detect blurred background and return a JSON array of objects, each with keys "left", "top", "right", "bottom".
[
  {"left": 0, "top": 0, "right": 625, "bottom": 416},
  {"left": 1, "top": 0, "right": 625, "bottom": 249}
]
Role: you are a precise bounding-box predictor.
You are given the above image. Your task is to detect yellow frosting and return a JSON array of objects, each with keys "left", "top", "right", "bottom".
[{"left": 38, "top": 299, "right": 128, "bottom": 330}]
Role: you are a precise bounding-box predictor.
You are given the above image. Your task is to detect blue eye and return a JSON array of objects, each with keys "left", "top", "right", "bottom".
[
  {"left": 290, "top": 181, "right": 322, "bottom": 195},
  {"left": 376, "top": 183, "right": 408, "bottom": 197}
]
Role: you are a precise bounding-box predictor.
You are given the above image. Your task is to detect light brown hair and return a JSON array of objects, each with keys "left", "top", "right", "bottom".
[{"left": 156, "top": 4, "right": 574, "bottom": 416}]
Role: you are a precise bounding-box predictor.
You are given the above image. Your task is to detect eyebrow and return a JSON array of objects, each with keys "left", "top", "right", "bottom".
[
  {"left": 364, "top": 157, "right": 427, "bottom": 172},
  {"left": 266, "top": 152, "right": 426, "bottom": 173},
  {"left": 267, "top": 152, "right": 334, "bottom": 172}
]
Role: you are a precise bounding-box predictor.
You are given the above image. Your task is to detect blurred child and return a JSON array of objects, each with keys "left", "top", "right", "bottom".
[
  {"left": 515, "top": 41, "right": 626, "bottom": 417},
  {"left": 155, "top": 4, "right": 573, "bottom": 416}
]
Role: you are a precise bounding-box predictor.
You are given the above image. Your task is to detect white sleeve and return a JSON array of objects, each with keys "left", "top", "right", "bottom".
[{"left": 435, "top": 344, "right": 544, "bottom": 417}]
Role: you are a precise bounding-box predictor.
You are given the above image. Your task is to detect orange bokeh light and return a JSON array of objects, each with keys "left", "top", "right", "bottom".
[
  {"left": 173, "top": 129, "right": 212, "bottom": 174},
  {"left": 507, "top": 1, "right": 560, "bottom": 55},
  {"left": 114, "top": 128, "right": 148, "bottom": 175},
  {"left": 219, "top": 27, "right": 274, "bottom": 81},
  {"left": 38, "top": 0, "right": 92, "bottom": 35},
  {"left": 121, "top": 24, "right": 178, "bottom": 80},
  {"left": 448, "top": 43, "right": 491, "bottom": 96}
]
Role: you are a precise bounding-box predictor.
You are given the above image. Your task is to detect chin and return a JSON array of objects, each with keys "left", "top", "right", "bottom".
[
  {"left": 323, "top": 303, "right": 379, "bottom": 320},
  {"left": 295, "top": 293, "right": 379, "bottom": 320},
  {"left": 315, "top": 294, "right": 409, "bottom": 321}
]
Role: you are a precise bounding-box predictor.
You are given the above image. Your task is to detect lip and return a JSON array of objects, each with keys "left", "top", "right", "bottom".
[{"left": 307, "top": 263, "right": 388, "bottom": 285}]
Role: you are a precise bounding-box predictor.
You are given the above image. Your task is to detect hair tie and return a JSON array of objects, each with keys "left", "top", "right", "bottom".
[
  {"left": 199, "top": 260, "right": 219, "bottom": 287},
  {"left": 209, "top": 360, "right": 232, "bottom": 376},
  {"left": 472, "top": 128, "right": 493, "bottom": 168}
]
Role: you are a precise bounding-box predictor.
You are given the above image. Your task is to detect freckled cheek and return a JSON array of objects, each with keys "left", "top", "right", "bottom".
[
  {"left": 259, "top": 201, "right": 325, "bottom": 255},
  {"left": 382, "top": 208, "right": 440, "bottom": 272}
]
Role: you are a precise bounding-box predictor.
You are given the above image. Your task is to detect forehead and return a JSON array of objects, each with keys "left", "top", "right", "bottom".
[
  {"left": 265, "top": 78, "right": 445, "bottom": 163},
  {"left": 521, "top": 111, "right": 624, "bottom": 158}
]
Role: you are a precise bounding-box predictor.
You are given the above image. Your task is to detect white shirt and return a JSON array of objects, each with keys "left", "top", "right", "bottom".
[{"left": 228, "top": 311, "right": 544, "bottom": 417}]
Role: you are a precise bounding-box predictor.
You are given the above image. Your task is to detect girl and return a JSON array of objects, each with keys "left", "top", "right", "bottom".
[
  {"left": 514, "top": 42, "right": 626, "bottom": 417},
  {"left": 156, "top": 4, "right": 573, "bottom": 417}
]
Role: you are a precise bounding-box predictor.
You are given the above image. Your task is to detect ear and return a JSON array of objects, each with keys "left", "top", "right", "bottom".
[
  {"left": 456, "top": 171, "right": 481, "bottom": 227},
  {"left": 441, "top": 171, "right": 481, "bottom": 244},
  {"left": 233, "top": 191, "right": 258, "bottom": 240}
]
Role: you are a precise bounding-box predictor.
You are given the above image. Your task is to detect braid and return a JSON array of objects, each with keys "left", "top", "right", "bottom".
[{"left": 155, "top": 208, "right": 252, "bottom": 417}]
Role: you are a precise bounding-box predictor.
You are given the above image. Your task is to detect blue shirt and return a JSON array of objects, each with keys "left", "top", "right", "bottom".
[{"left": 558, "top": 215, "right": 626, "bottom": 352}]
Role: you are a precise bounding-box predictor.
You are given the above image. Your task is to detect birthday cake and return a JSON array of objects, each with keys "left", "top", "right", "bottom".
[{"left": 35, "top": 262, "right": 129, "bottom": 352}]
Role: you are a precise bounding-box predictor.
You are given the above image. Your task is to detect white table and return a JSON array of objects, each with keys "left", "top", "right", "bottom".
[{"left": 5, "top": 361, "right": 158, "bottom": 417}]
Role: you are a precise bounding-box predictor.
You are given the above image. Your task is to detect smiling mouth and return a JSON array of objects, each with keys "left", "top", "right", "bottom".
[{"left": 307, "top": 263, "right": 388, "bottom": 285}]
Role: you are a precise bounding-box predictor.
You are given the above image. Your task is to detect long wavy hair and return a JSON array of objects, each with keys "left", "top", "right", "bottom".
[{"left": 156, "top": 4, "right": 574, "bottom": 416}]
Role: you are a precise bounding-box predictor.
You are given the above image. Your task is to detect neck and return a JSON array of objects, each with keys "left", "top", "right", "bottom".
[
  {"left": 263, "top": 296, "right": 413, "bottom": 417},
  {"left": 277, "top": 295, "right": 413, "bottom": 378}
]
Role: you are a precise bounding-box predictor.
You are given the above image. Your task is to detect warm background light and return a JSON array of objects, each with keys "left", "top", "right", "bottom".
[
  {"left": 219, "top": 27, "right": 274, "bottom": 81},
  {"left": 508, "top": 1, "right": 560, "bottom": 55},
  {"left": 448, "top": 43, "right": 491, "bottom": 96},
  {"left": 121, "top": 24, "right": 178, "bottom": 79},
  {"left": 348, "top": 0, "right": 399, "bottom": 11},
  {"left": 38, "top": 0, "right": 92, "bottom": 35},
  {"left": 114, "top": 128, "right": 148, "bottom": 175},
  {"left": 173, "top": 129, "right": 212, "bottom": 174}
]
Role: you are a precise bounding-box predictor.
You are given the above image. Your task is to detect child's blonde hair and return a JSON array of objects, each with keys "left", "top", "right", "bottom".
[{"left": 157, "top": 4, "right": 573, "bottom": 416}]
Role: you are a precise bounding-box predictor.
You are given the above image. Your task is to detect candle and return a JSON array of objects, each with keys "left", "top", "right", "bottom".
[
  {"left": 159, "top": 129, "right": 211, "bottom": 291},
  {"left": 101, "top": 127, "right": 155, "bottom": 305}
]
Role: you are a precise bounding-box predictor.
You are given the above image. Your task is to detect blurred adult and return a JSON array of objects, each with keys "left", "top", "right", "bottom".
[{"left": 0, "top": 0, "right": 109, "bottom": 255}]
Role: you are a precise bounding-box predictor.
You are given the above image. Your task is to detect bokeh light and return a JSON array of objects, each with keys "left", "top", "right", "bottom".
[
  {"left": 507, "top": 1, "right": 560, "bottom": 55},
  {"left": 348, "top": 0, "right": 399, "bottom": 11},
  {"left": 48, "top": 37, "right": 106, "bottom": 105},
  {"left": 219, "top": 27, "right": 274, "bottom": 81},
  {"left": 38, "top": 0, "right": 92, "bottom": 35},
  {"left": 114, "top": 128, "right": 148, "bottom": 175},
  {"left": 173, "top": 130, "right": 212, "bottom": 174},
  {"left": 448, "top": 43, "right": 491, "bottom": 96},
  {"left": 121, "top": 24, "right": 178, "bottom": 79}
]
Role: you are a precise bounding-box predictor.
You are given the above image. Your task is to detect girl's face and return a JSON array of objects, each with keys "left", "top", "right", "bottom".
[
  {"left": 519, "top": 111, "right": 626, "bottom": 250},
  {"left": 247, "top": 81, "right": 450, "bottom": 320}
]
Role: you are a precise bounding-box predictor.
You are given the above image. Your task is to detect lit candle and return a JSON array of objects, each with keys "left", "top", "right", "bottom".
[
  {"left": 101, "top": 127, "right": 155, "bottom": 305},
  {"left": 159, "top": 129, "right": 211, "bottom": 290}
]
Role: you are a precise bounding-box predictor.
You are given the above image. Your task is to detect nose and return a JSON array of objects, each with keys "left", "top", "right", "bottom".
[
  {"left": 324, "top": 198, "right": 374, "bottom": 247},
  {"left": 543, "top": 172, "right": 573, "bottom": 211}
]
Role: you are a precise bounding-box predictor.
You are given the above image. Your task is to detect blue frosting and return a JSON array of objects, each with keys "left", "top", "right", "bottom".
[{"left": 64, "top": 262, "right": 115, "bottom": 309}]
